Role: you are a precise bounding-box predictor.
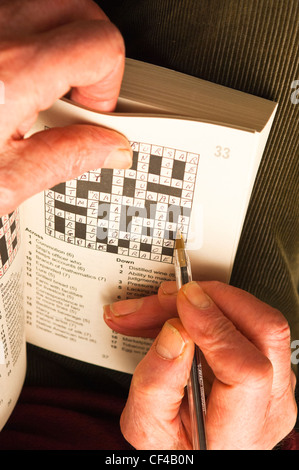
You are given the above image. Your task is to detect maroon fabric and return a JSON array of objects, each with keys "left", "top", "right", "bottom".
[
  {"left": 0, "top": 386, "right": 132, "bottom": 450},
  {"left": 281, "top": 430, "right": 299, "bottom": 451},
  {"left": 0, "top": 386, "right": 298, "bottom": 450}
]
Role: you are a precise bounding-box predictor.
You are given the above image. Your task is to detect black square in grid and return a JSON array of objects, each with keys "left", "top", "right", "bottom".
[
  {"left": 0, "top": 235, "right": 8, "bottom": 265},
  {"left": 172, "top": 160, "right": 186, "bottom": 180},
  {"left": 55, "top": 215, "right": 65, "bottom": 234},
  {"left": 123, "top": 178, "right": 136, "bottom": 197},
  {"left": 107, "top": 244, "right": 118, "bottom": 254},
  {"left": 130, "top": 151, "right": 138, "bottom": 171},
  {"left": 140, "top": 242, "right": 151, "bottom": 252},
  {"left": 75, "top": 222, "right": 86, "bottom": 240},
  {"left": 51, "top": 182, "right": 66, "bottom": 195},
  {"left": 149, "top": 155, "right": 162, "bottom": 175},
  {"left": 162, "top": 246, "right": 174, "bottom": 257},
  {"left": 117, "top": 238, "right": 130, "bottom": 248}
]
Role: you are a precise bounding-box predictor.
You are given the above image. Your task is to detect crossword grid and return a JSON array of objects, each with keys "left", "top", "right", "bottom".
[
  {"left": 44, "top": 142, "right": 199, "bottom": 263},
  {"left": 0, "top": 210, "right": 21, "bottom": 278}
]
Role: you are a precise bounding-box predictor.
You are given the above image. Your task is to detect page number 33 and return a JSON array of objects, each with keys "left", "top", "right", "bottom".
[{"left": 214, "top": 145, "right": 231, "bottom": 159}]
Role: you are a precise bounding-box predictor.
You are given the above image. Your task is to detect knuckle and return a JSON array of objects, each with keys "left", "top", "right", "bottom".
[
  {"left": 265, "top": 311, "right": 291, "bottom": 346},
  {"left": 97, "top": 20, "right": 125, "bottom": 58},
  {"left": 244, "top": 356, "right": 273, "bottom": 389},
  {"left": 201, "top": 316, "right": 236, "bottom": 353}
]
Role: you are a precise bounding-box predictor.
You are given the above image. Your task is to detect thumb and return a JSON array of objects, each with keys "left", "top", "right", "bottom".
[
  {"left": 1, "top": 124, "right": 132, "bottom": 215},
  {"left": 120, "top": 318, "right": 194, "bottom": 450}
]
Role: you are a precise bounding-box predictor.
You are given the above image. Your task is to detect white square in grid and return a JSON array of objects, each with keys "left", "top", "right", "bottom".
[
  {"left": 55, "top": 193, "right": 65, "bottom": 202},
  {"left": 87, "top": 207, "right": 98, "bottom": 217},
  {"left": 54, "top": 208, "right": 65, "bottom": 218},
  {"left": 65, "top": 187, "right": 77, "bottom": 197},
  {"left": 136, "top": 171, "right": 148, "bottom": 182},
  {"left": 65, "top": 220, "right": 75, "bottom": 229},
  {"left": 118, "top": 247, "right": 129, "bottom": 256},
  {"left": 175, "top": 150, "right": 187, "bottom": 161},
  {"left": 122, "top": 196, "right": 133, "bottom": 206},
  {"left": 161, "top": 156, "right": 174, "bottom": 169},
  {"left": 111, "top": 194, "right": 122, "bottom": 204},
  {"left": 157, "top": 194, "right": 169, "bottom": 205},
  {"left": 151, "top": 145, "right": 163, "bottom": 156},
  {"left": 77, "top": 198, "right": 88, "bottom": 208},
  {"left": 187, "top": 152, "right": 199, "bottom": 164},
  {"left": 139, "top": 143, "right": 151, "bottom": 153},
  {"left": 133, "top": 198, "right": 145, "bottom": 208},
  {"left": 180, "top": 199, "right": 192, "bottom": 209},
  {"left": 78, "top": 172, "right": 89, "bottom": 181},
  {"left": 160, "top": 167, "right": 172, "bottom": 178},
  {"left": 97, "top": 243, "right": 107, "bottom": 252},
  {"left": 135, "top": 179, "right": 147, "bottom": 190},
  {"left": 138, "top": 153, "right": 150, "bottom": 163},
  {"left": 125, "top": 169, "right": 136, "bottom": 178},
  {"left": 148, "top": 173, "right": 159, "bottom": 184},
  {"left": 88, "top": 190, "right": 100, "bottom": 201},
  {"left": 66, "top": 179, "right": 77, "bottom": 188},
  {"left": 181, "top": 189, "right": 193, "bottom": 200},
  {"left": 185, "top": 162, "right": 198, "bottom": 174},
  {"left": 145, "top": 191, "right": 157, "bottom": 202},
  {"left": 171, "top": 178, "right": 183, "bottom": 189},
  {"left": 129, "top": 249, "right": 139, "bottom": 257},
  {"left": 163, "top": 147, "right": 175, "bottom": 158},
  {"left": 76, "top": 214, "right": 86, "bottom": 224},
  {"left": 112, "top": 175, "right": 124, "bottom": 186},
  {"left": 111, "top": 185, "right": 123, "bottom": 196},
  {"left": 135, "top": 189, "right": 146, "bottom": 200},
  {"left": 183, "top": 181, "right": 194, "bottom": 191},
  {"left": 113, "top": 169, "right": 125, "bottom": 177},
  {"left": 162, "top": 255, "right": 173, "bottom": 264},
  {"left": 75, "top": 238, "right": 85, "bottom": 247},
  {"left": 154, "top": 220, "right": 166, "bottom": 230},
  {"left": 100, "top": 192, "right": 111, "bottom": 202},
  {"left": 129, "top": 240, "right": 140, "bottom": 250},
  {"left": 130, "top": 142, "right": 139, "bottom": 152},
  {"left": 89, "top": 171, "right": 101, "bottom": 183},
  {"left": 159, "top": 176, "right": 171, "bottom": 186},
  {"left": 65, "top": 196, "right": 76, "bottom": 205}
]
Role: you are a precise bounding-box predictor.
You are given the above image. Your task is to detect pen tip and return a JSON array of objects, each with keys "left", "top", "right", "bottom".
[{"left": 175, "top": 230, "right": 185, "bottom": 250}]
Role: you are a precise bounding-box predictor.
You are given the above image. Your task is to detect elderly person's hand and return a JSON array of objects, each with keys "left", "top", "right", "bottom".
[
  {"left": 0, "top": 0, "right": 132, "bottom": 216},
  {"left": 104, "top": 281, "right": 297, "bottom": 450}
]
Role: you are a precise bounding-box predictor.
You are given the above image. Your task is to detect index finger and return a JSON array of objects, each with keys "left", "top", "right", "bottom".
[
  {"left": 0, "top": 0, "right": 108, "bottom": 36},
  {"left": 1, "top": 20, "right": 125, "bottom": 140}
]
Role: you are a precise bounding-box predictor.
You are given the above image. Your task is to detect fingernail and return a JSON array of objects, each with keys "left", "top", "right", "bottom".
[
  {"left": 103, "top": 304, "right": 112, "bottom": 321},
  {"left": 103, "top": 148, "right": 133, "bottom": 169},
  {"left": 183, "top": 282, "right": 212, "bottom": 309},
  {"left": 156, "top": 321, "right": 185, "bottom": 360},
  {"left": 160, "top": 281, "right": 178, "bottom": 296},
  {"left": 109, "top": 298, "right": 143, "bottom": 317}
]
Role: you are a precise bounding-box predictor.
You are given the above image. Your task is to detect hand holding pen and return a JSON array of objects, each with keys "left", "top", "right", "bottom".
[{"left": 104, "top": 279, "right": 296, "bottom": 450}]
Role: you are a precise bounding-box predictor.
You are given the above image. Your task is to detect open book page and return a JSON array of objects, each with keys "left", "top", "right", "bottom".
[
  {"left": 0, "top": 210, "right": 26, "bottom": 431},
  {"left": 22, "top": 99, "right": 261, "bottom": 374}
]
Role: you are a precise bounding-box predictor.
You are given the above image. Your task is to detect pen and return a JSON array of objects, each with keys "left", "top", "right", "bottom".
[{"left": 174, "top": 232, "right": 207, "bottom": 451}]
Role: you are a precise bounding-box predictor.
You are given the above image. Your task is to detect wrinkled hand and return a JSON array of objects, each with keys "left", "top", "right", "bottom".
[
  {"left": 104, "top": 281, "right": 297, "bottom": 450},
  {"left": 0, "top": 0, "right": 132, "bottom": 215}
]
